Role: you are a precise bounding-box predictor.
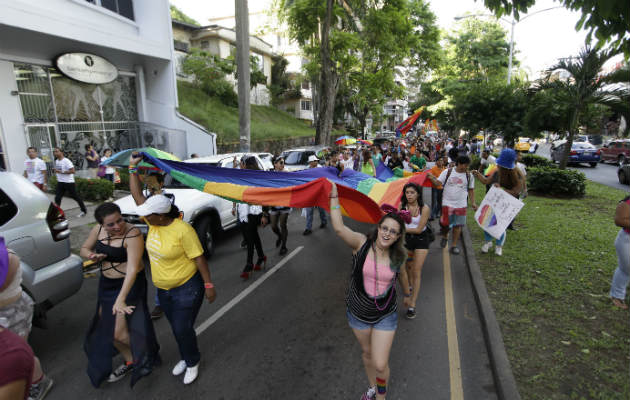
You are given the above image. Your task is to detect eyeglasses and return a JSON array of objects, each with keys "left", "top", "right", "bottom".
[{"left": 379, "top": 225, "right": 400, "bottom": 236}]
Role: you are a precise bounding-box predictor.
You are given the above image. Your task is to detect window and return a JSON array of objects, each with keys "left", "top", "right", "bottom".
[
  {"left": 301, "top": 81, "right": 310, "bottom": 90},
  {"left": 301, "top": 100, "right": 311, "bottom": 111},
  {"left": 89, "top": 0, "right": 134, "bottom": 20},
  {"left": 174, "top": 40, "right": 189, "bottom": 52},
  {"left": 200, "top": 40, "right": 209, "bottom": 49},
  {"left": 0, "top": 190, "right": 18, "bottom": 226}
]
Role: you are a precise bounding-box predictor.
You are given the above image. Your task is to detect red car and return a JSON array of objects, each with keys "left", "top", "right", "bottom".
[{"left": 600, "top": 140, "right": 630, "bottom": 165}]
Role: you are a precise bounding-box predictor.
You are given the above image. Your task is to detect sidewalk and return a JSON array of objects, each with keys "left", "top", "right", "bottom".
[{"left": 45, "top": 189, "right": 129, "bottom": 229}]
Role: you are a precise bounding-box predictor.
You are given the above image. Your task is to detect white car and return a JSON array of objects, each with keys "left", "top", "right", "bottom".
[
  {"left": 115, "top": 153, "right": 265, "bottom": 257},
  {"left": 280, "top": 146, "right": 328, "bottom": 171}
]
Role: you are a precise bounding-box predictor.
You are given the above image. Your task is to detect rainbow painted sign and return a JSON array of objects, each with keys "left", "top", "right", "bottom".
[{"left": 474, "top": 186, "right": 524, "bottom": 239}]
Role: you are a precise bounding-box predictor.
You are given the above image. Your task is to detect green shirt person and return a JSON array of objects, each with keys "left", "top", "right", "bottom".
[{"left": 409, "top": 151, "right": 426, "bottom": 171}]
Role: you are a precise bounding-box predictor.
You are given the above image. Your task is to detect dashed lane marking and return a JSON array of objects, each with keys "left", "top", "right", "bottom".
[{"left": 195, "top": 246, "right": 304, "bottom": 336}]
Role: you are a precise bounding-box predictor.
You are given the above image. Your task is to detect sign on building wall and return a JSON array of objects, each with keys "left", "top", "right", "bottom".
[{"left": 55, "top": 53, "right": 118, "bottom": 84}]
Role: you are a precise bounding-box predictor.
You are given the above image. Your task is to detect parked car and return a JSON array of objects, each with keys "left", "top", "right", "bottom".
[
  {"left": 515, "top": 137, "right": 531, "bottom": 152},
  {"left": 257, "top": 152, "right": 274, "bottom": 170},
  {"left": 618, "top": 162, "right": 630, "bottom": 185},
  {"left": 587, "top": 134, "right": 603, "bottom": 146},
  {"left": 550, "top": 142, "right": 600, "bottom": 167},
  {"left": 0, "top": 172, "right": 83, "bottom": 326},
  {"left": 115, "top": 153, "right": 265, "bottom": 257},
  {"left": 600, "top": 139, "right": 630, "bottom": 165},
  {"left": 280, "top": 146, "right": 328, "bottom": 171}
]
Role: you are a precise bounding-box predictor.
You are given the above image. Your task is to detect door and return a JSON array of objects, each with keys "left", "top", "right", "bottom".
[{"left": 26, "top": 124, "right": 57, "bottom": 174}]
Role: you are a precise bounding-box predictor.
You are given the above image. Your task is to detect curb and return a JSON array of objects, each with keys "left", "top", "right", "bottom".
[{"left": 461, "top": 227, "right": 521, "bottom": 400}]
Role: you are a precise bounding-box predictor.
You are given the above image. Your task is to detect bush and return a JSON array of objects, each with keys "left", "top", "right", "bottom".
[
  {"left": 521, "top": 154, "right": 553, "bottom": 168},
  {"left": 49, "top": 176, "right": 114, "bottom": 202},
  {"left": 528, "top": 167, "right": 586, "bottom": 197}
]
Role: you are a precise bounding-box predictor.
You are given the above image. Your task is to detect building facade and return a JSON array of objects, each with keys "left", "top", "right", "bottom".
[{"left": 0, "top": 0, "right": 215, "bottom": 174}]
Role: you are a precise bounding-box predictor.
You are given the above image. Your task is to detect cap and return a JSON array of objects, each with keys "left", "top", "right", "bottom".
[
  {"left": 307, "top": 155, "right": 319, "bottom": 162},
  {"left": 135, "top": 194, "right": 173, "bottom": 216},
  {"left": 496, "top": 148, "right": 517, "bottom": 169}
]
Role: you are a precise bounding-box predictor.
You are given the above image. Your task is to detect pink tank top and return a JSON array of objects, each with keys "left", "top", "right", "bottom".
[{"left": 362, "top": 256, "right": 395, "bottom": 298}]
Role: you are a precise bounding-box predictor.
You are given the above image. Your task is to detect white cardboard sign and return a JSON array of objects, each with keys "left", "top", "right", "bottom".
[{"left": 474, "top": 186, "right": 524, "bottom": 239}]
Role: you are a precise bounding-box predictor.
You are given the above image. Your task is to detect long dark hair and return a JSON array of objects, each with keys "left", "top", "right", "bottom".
[
  {"left": 367, "top": 213, "right": 407, "bottom": 272},
  {"left": 399, "top": 182, "right": 424, "bottom": 210},
  {"left": 497, "top": 166, "right": 520, "bottom": 190},
  {"left": 244, "top": 156, "right": 260, "bottom": 170}
]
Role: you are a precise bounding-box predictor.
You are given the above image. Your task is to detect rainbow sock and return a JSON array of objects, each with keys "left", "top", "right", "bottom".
[{"left": 376, "top": 377, "right": 387, "bottom": 395}]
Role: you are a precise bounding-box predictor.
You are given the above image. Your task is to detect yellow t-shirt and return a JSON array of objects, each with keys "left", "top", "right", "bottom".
[{"left": 145, "top": 218, "right": 203, "bottom": 290}]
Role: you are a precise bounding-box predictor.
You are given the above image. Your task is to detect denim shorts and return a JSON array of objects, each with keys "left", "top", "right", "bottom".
[{"left": 346, "top": 309, "right": 398, "bottom": 331}]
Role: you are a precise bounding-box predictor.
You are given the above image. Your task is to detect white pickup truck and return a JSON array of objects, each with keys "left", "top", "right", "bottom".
[{"left": 115, "top": 153, "right": 266, "bottom": 257}]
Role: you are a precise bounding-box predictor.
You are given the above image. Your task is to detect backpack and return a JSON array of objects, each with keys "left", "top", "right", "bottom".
[{"left": 444, "top": 167, "right": 471, "bottom": 189}]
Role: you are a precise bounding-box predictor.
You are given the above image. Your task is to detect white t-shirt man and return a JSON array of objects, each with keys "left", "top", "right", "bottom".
[
  {"left": 437, "top": 168, "right": 474, "bottom": 209},
  {"left": 55, "top": 157, "right": 75, "bottom": 183},
  {"left": 480, "top": 154, "right": 497, "bottom": 169},
  {"left": 24, "top": 157, "right": 47, "bottom": 184},
  {"left": 341, "top": 157, "right": 354, "bottom": 171}
]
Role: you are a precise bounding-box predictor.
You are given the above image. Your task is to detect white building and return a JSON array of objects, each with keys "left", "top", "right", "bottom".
[
  {"left": 205, "top": 3, "right": 314, "bottom": 123},
  {"left": 0, "top": 0, "right": 216, "bottom": 174}
]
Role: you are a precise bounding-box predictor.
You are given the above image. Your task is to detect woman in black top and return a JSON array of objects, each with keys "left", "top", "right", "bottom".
[
  {"left": 80, "top": 203, "right": 160, "bottom": 387},
  {"left": 269, "top": 156, "right": 291, "bottom": 255},
  {"left": 329, "top": 182, "right": 410, "bottom": 400}
]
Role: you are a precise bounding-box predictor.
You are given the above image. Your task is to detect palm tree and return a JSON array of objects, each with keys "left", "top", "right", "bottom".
[{"left": 536, "top": 46, "right": 628, "bottom": 169}]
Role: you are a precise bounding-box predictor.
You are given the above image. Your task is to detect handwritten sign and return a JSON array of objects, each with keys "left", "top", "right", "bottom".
[{"left": 475, "top": 186, "right": 524, "bottom": 239}]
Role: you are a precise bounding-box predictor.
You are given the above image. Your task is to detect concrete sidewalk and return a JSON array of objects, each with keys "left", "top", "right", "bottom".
[{"left": 45, "top": 189, "right": 129, "bottom": 229}]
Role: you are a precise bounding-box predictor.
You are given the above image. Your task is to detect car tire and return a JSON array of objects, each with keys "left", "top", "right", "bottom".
[
  {"left": 590, "top": 162, "right": 597, "bottom": 168},
  {"left": 194, "top": 215, "right": 215, "bottom": 258}
]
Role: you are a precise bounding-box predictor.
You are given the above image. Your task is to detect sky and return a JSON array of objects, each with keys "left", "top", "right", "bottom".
[{"left": 170, "top": 0, "right": 592, "bottom": 79}]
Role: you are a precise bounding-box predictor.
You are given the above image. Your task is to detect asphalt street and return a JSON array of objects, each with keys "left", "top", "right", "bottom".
[
  {"left": 536, "top": 143, "right": 628, "bottom": 191},
  {"left": 31, "top": 194, "right": 499, "bottom": 400}
]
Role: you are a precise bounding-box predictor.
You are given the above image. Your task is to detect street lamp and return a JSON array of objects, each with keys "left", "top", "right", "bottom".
[{"left": 454, "top": 6, "right": 563, "bottom": 84}]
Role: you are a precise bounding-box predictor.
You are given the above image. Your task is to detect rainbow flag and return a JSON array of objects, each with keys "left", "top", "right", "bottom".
[
  {"left": 395, "top": 106, "right": 424, "bottom": 137},
  {"left": 140, "top": 153, "right": 429, "bottom": 224}
]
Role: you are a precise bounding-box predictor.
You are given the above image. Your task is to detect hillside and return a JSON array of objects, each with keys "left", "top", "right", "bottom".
[{"left": 177, "top": 81, "right": 317, "bottom": 144}]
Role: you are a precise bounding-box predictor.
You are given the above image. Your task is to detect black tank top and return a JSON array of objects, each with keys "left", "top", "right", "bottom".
[{"left": 94, "top": 226, "right": 139, "bottom": 275}]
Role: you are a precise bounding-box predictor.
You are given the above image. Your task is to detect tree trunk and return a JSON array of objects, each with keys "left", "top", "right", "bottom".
[
  {"left": 559, "top": 109, "right": 579, "bottom": 170},
  {"left": 315, "top": 0, "right": 339, "bottom": 146}
]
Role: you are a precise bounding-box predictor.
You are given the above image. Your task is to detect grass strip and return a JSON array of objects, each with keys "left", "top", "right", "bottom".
[{"left": 467, "top": 180, "right": 629, "bottom": 400}]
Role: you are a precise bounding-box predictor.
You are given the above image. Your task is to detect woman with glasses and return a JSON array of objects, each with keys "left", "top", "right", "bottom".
[
  {"left": 269, "top": 156, "right": 291, "bottom": 256},
  {"left": 329, "top": 182, "right": 411, "bottom": 400},
  {"left": 80, "top": 202, "right": 160, "bottom": 387}
]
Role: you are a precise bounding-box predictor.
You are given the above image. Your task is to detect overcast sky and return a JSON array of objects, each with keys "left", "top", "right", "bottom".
[{"left": 171, "top": 0, "right": 592, "bottom": 78}]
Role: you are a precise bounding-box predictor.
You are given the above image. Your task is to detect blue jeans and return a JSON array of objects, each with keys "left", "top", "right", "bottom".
[
  {"left": 431, "top": 188, "right": 442, "bottom": 219},
  {"left": 346, "top": 309, "right": 397, "bottom": 331},
  {"left": 483, "top": 230, "right": 506, "bottom": 246},
  {"left": 610, "top": 230, "right": 630, "bottom": 299},
  {"left": 306, "top": 207, "right": 327, "bottom": 230},
  {"left": 157, "top": 272, "right": 204, "bottom": 367}
]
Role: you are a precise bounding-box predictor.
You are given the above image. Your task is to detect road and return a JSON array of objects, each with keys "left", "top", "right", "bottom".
[
  {"left": 31, "top": 201, "right": 500, "bottom": 399},
  {"left": 536, "top": 143, "right": 628, "bottom": 191}
]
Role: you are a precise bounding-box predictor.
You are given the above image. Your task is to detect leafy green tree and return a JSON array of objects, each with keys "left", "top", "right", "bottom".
[
  {"left": 169, "top": 4, "right": 200, "bottom": 26},
  {"left": 534, "top": 46, "right": 629, "bottom": 169},
  {"left": 182, "top": 49, "right": 238, "bottom": 107},
  {"left": 268, "top": 55, "right": 302, "bottom": 106},
  {"left": 481, "top": 0, "right": 630, "bottom": 57}
]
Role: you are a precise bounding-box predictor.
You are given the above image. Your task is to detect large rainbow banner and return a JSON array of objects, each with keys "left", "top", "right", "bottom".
[{"left": 141, "top": 153, "right": 429, "bottom": 224}]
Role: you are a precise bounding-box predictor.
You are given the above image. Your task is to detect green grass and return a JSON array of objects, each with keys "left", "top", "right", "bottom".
[
  {"left": 467, "top": 180, "right": 629, "bottom": 400},
  {"left": 178, "top": 81, "right": 324, "bottom": 144}
]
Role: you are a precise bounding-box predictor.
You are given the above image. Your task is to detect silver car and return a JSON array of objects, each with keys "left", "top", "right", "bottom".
[{"left": 0, "top": 172, "right": 83, "bottom": 326}]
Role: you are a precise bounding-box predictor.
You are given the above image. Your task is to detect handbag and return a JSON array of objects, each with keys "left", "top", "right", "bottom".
[
  {"left": 97, "top": 165, "right": 106, "bottom": 178},
  {"left": 425, "top": 223, "right": 436, "bottom": 242}
]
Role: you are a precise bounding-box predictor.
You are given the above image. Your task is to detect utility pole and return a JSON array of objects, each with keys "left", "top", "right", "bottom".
[{"left": 235, "top": 0, "right": 251, "bottom": 152}]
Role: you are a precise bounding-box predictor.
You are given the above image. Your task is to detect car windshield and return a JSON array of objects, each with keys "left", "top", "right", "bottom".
[{"left": 282, "top": 151, "right": 302, "bottom": 165}]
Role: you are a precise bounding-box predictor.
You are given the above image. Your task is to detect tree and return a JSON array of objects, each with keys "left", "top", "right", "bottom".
[
  {"left": 481, "top": 0, "right": 630, "bottom": 57},
  {"left": 534, "top": 46, "right": 629, "bottom": 169},
  {"left": 182, "top": 49, "right": 238, "bottom": 107},
  {"left": 169, "top": 4, "right": 200, "bottom": 26},
  {"left": 268, "top": 55, "right": 302, "bottom": 106}
]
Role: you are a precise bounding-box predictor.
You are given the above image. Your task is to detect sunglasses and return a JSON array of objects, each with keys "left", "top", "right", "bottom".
[
  {"left": 379, "top": 225, "right": 400, "bottom": 236},
  {"left": 275, "top": 160, "right": 284, "bottom": 164}
]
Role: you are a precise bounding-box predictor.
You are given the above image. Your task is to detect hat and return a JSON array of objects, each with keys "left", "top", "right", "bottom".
[
  {"left": 0, "top": 237, "right": 8, "bottom": 287},
  {"left": 496, "top": 148, "right": 517, "bottom": 169},
  {"left": 135, "top": 194, "right": 173, "bottom": 216},
  {"left": 307, "top": 155, "right": 319, "bottom": 163}
]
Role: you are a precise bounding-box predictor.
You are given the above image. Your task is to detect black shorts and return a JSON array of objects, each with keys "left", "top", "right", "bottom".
[{"left": 405, "top": 230, "right": 431, "bottom": 250}]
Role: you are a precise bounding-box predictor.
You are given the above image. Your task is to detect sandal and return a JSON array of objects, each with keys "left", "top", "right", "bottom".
[{"left": 611, "top": 297, "right": 628, "bottom": 310}]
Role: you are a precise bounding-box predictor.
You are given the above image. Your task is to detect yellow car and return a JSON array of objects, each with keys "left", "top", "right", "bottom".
[{"left": 515, "top": 138, "right": 531, "bottom": 152}]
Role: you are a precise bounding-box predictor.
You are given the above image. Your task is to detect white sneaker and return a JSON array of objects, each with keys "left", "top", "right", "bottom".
[
  {"left": 77, "top": 211, "right": 86, "bottom": 218},
  {"left": 495, "top": 246, "right": 503, "bottom": 256},
  {"left": 481, "top": 241, "right": 493, "bottom": 253},
  {"left": 172, "top": 360, "right": 187, "bottom": 376},
  {"left": 183, "top": 363, "right": 199, "bottom": 385}
]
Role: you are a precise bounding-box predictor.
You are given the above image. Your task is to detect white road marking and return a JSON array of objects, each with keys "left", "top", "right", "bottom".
[{"left": 195, "top": 246, "right": 304, "bottom": 336}]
